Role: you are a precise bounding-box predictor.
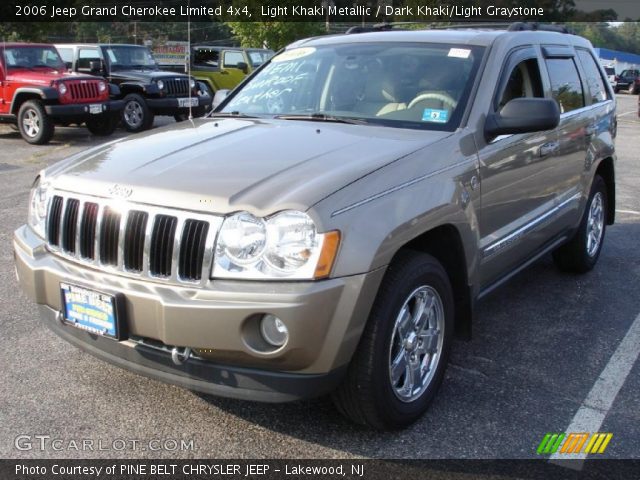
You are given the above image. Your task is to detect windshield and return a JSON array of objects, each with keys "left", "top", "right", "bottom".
[
  {"left": 3, "top": 46, "right": 66, "bottom": 70},
  {"left": 604, "top": 67, "right": 615, "bottom": 76},
  {"left": 104, "top": 46, "right": 158, "bottom": 70},
  {"left": 222, "top": 42, "right": 483, "bottom": 130}
]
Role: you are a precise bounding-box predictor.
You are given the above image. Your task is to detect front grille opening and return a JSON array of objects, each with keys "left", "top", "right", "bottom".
[
  {"left": 61, "top": 198, "right": 80, "bottom": 254},
  {"left": 179, "top": 219, "right": 209, "bottom": 281},
  {"left": 99, "top": 208, "right": 121, "bottom": 266},
  {"left": 79, "top": 202, "right": 99, "bottom": 259},
  {"left": 149, "top": 214, "right": 178, "bottom": 277},
  {"left": 69, "top": 82, "right": 99, "bottom": 100},
  {"left": 47, "top": 195, "right": 64, "bottom": 246},
  {"left": 165, "top": 78, "right": 190, "bottom": 97},
  {"left": 124, "top": 210, "right": 148, "bottom": 272}
]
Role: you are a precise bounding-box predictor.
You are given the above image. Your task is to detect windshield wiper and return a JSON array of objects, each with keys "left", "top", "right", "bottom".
[
  {"left": 274, "top": 113, "right": 368, "bottom": 125},
  {"left": 208, "top": 111, "right": 259, "bottom": 119}
]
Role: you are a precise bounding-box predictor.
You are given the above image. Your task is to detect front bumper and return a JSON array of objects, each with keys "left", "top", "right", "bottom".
[
  {"left": 146, "top": 94, "right": 212, "bottom": 116},
  {"left": 14, "top": 225, "right": 384, "bottom": 402},
  {"left": 45, "top": 100, "right": 124, "bottom": 118}
]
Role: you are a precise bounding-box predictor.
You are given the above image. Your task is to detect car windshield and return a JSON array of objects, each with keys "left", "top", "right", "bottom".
[
  {"left": 222, "top": 42, "right": 484, "bottom": 130},
  {"left": 3, "top": 46, "right": 66, "bottom": 70},
  {"left": 605, "top": 67, "right": 615, "bottom": 75},
  {"left": 104, "top": 46, "right": 158, "bottom": 70}
]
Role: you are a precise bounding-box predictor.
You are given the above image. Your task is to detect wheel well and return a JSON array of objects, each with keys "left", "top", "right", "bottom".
[
  {"left": 596, "top": 157, "right": 615, "bottom": 225},
  {"left": 11, "top": 93, "right": 41, "bottom": 115},
  {"left": 400, "top": 225, "right": 473, "bottom": 339}
]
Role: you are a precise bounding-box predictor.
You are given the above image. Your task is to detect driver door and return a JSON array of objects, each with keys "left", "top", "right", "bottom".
[{"left": 476, "top": 47, "right": 562, "bottom": 287}]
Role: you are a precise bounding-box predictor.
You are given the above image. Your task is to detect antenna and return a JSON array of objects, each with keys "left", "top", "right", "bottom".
[{"left": 187, "top": 0, "right": 193, "bottom": 121}]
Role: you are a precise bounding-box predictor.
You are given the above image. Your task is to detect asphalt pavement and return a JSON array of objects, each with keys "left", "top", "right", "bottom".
[{"left": 0, "top": 99, "right": 638, "bottom": 461}]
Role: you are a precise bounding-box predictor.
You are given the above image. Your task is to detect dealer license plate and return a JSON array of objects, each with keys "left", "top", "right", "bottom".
[
  {"left": 178, "top": 97, "right": 198, "bottom": 108},
  {"left": 60, "top": 283, "right": 118, "bottom": 339},
  {"left": 89, "top": 104, "right": 103, "bottom": 114}
]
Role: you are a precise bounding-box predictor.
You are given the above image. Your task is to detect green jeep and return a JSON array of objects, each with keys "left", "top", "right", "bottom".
[{"left": 189, "top": 46, "right": 274, "bottom": 97}]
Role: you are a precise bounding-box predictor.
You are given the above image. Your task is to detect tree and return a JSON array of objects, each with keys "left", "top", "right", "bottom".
[{"left": 226, "top": 22, "right": 324, "bottom": 50}]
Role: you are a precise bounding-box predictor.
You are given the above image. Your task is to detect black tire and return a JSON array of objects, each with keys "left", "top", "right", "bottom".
[
  {"left": 614, "top": 86, "right": 619, "bottom": 94},
  {"left": 332, "top": 250, "right": 454, "bottom": 430},
  {"left": 552, "top": 175, "right": 608, "bottom": 273},
  {"left": 17, "top": 100, "right": 55, "bottom": 145},
  {"left": 121, "top": 93, "right": 154, "bottom": 132},
  {"left": 174, "top": 113, "right": 189, "bottom": 122},
  {"left": 86, "top": 115, "right": 118, "bottom": 136}
]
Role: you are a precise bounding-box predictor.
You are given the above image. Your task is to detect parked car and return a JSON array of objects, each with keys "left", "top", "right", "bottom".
[
  {"left": 157, "top": 45, "right": 274, "bottom": 98},
  {"left": 15, "top": 24, "right": 616, "bottom": 429},
  {"left": 603, "top": 65, "right": 616, "bottom": 88},
  {"left": 0, "top": 43, "right": 123, "bottom": 144},
  {"left": 56, "top": 43, "right": 212, "bottom": 132},
  {"left": 613, "top": 68, "right": 640, "bottom": 94}
]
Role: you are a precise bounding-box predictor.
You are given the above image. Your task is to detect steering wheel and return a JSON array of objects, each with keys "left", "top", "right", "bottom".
[{"left": 408, "top": 92, "right": 458, "bottom": 110}]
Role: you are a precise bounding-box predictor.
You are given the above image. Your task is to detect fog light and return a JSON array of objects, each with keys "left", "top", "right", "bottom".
[{"left": 260, "top": 314, "right": 288, "bottom": 347}]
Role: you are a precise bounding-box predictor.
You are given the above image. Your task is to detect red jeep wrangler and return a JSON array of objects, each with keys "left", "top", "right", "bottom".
[{"left": 0, "top": 43, "right": 123, "bottom": 144}]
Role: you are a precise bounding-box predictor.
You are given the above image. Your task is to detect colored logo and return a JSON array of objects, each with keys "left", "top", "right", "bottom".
[{"left": 537, "top": 433, "right": 613, "bottom": 455}]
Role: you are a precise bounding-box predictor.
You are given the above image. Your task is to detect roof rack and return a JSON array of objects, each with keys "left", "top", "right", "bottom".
[{"left": 345, "top": 21, "right": 570, "bottom": 35}]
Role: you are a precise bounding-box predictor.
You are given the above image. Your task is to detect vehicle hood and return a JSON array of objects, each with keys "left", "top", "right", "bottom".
[
  {"left": 108, "top": 69, "right": 189, "bottom": 83},
  {"left": 48, "top": 118, "right": 451, "bottom": 216},
  {"left": 7, "top": 69, "right": 97, "bottom": 85}
]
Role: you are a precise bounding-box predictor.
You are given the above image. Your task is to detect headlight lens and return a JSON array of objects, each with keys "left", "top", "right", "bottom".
[
  {"left": 98, "top": 81, "right": 107, "bottom": 92},
  {"left": 28, "top": 177, "right": 50, "bottom": 239},
  {"left": 213, "top": 211, "right": 338, "bottom": 280},
  {"left": 190, "top": 78, "right": 196, "bottom": 89},
  {"left": 156, "top": 80, "right": 164, "bottom": 90},
  {"left": 58, "top": 82, "right": 67, "bottom": 95}
]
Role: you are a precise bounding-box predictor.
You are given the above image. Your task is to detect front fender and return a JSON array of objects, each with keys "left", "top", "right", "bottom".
[{"left": 11, "top": 87, "right": 59, "bottom": 113}]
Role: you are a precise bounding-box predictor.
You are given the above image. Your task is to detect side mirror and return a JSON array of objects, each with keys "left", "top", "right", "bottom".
[
  {"left": 485, "top": 98, "right": 560, "bottom": 140},
  {"left": 236, "top": 61, "right": 249, "bottom": 74},
  {"left": 89, "top": 60, "right": 103, "bottom": 75},
  {"left": 212, "top": 89, "right": 230, "bottom": 109}
]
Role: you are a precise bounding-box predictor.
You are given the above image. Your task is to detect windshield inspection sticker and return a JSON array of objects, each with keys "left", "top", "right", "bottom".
[
  {"left": 448, "top": 48, "right": 471, "bottom": 59},
  {"left": 272, "top": 47, "right": 315, "bottom": 63},
  {"left": 422, "top": 109, "right": 449, "bottom": 123}
]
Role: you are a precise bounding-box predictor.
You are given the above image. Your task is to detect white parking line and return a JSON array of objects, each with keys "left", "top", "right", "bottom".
[
  {"left": 616, "top": 209, "right": 640, "bottom": 216},
  {"left": 550, "top": 312, "right": 640, "bottom": 469}
]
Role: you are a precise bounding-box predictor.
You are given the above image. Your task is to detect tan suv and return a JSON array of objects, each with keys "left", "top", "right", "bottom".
[{"left": 14, "top": 24, "right": 616, "bottom": 429}]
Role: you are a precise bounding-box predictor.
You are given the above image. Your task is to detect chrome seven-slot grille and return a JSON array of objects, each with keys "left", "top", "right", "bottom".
[
  {"left": 46, "top": 193, "right": 222, "bottom": 285},
  {"left": 164, "top": 77, "right": 190, "bottom": 97}
]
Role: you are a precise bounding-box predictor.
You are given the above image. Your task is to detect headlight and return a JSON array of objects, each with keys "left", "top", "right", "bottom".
[
  {"left": 156, "top": 80, "right": 164, "bottom": 90},
  {"left": 98, "top": 81, "right": 107, "bottom": 92},
  {"left": 189, "top": 78, "right": 196, "bottom": 89},
  {"left": 28, "top": 176, "right": 50, "bottom": 239},
  {"left": 58, "top": 82, "right": 67, "bottom": 95},
  {"left": 213, "top": 210, "right": 340, "bottom": 280}
]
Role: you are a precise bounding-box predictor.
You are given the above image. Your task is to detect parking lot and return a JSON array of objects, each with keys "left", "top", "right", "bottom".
[{"left": 0, "top": 96, "right": 639, "bottom": 460}]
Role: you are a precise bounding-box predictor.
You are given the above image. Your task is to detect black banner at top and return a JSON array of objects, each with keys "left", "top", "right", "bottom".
[{"left": 0, "top": 0, "right": 639, "bottom": 23}]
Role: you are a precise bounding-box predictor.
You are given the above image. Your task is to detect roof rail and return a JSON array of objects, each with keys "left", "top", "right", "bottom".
[
  {"left": 507, "top": 22, "right": 569, "bottom": 33},
  {"left": 344, "top": 21, "right": 570, "bottom": 35}
]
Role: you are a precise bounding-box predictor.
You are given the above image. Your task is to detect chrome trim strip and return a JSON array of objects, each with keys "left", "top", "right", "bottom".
[
  {"left": 46, "top": 191, "right": 223, "bottom": 288},
  {"left": 482, "top": 193, "right": 581, "bottom": 259},
  {"left": 331, "top": 160, "right": 474, "bottom": 217}
]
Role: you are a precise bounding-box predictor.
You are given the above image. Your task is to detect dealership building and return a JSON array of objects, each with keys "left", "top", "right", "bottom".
[{"left": 595, "top": 47, "right": 640, "bottom": 72}]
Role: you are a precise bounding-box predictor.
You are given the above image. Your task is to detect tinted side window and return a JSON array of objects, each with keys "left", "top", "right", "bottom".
[
  {"left": 545, "top": 58, "right": 585, "bottom": 113},
  {"left": 193, "top": 48, "right": 219, "bottom": 68},
  {"left": 576, "top": 50, "right": 608, "bottom": 104},
  {"left": 497, "top": 58, "right": 544, "bottom": 109},
  {"left": 78, "top": 48, "right": 101, "bottom": 71}
]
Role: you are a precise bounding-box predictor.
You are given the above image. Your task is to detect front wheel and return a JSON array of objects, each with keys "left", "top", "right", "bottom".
[
  {"left": 332, "top": 250, "right": 454, "bottom": 430},
  {"left": 121, "top": 93, "right": 154, "bottom": 132},
  {"left": 17, "top": 100, "right": 55, "bottom": 145},
  {"left": 86, "top": 115, "right": 118, "bottom": 136},
  {"left": 553, "top": 175, "right": 607, "bottom": 273}
]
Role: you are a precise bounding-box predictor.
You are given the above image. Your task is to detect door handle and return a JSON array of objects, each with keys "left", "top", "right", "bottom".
[{"left": 539, "top": 141, "right": 559, "bottom": 157}]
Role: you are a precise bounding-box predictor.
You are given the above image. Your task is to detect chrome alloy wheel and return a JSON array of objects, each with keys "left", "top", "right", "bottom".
[
  {"left": 389, "top": 285, "right": 444, "bottom": 403},
  {"left": 124, "top": 100, "right": 143, "bottom": 128},
  {"left": 22, "top": 109, "right": 40, "bottom": 138},
  {"left": 586, "top": 191, "right": 605, "bottom": 257}
]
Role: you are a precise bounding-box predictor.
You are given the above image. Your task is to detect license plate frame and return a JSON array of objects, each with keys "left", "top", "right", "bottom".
[
  {"left": 178, "top": 97, "right": 198, "bottom": 108},
  {"left": 89, "top": 104, "right": 103, "bottom": 114},
  {"left": 60, "top": 283, "right": 124, "bottom": 340}
]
